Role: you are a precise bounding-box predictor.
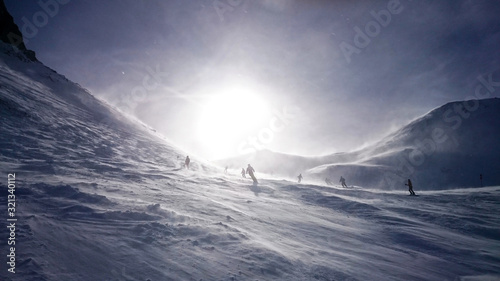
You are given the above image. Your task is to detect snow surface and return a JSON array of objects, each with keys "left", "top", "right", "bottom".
[{"left": 1, "top": 43, "right": 500, "bottom": 281}]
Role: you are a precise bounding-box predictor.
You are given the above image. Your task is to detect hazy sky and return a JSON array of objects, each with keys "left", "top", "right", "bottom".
[{"left": 5, "top": 0, "right": 500, "bottom": 160}]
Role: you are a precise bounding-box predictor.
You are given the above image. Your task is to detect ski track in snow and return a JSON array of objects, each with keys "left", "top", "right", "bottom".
[{"left": 1, "top": 44, "right": 500, "bottom": 281}]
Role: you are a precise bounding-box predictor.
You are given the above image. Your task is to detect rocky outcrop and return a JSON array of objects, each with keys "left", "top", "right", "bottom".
[{"left": 0, "top": 0, "right": 37, "bottom": 61}]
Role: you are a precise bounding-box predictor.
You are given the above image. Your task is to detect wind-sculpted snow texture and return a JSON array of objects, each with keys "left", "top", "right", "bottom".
[{"left": 1, "top": 43, "right": 500, "bottom": 280}]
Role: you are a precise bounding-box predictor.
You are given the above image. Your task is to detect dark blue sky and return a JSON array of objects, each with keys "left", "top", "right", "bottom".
[{"left": 5, "top": 0, "right": 500, "bottom": 159}]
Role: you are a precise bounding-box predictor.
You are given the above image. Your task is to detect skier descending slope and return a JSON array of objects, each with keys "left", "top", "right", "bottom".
[
  {"left": 298, "top": 173, "right": 303, "bottom": 183},
  {"left": 339, "top": 176, "right": 348, "bottom": 188},
  {"left": 185, "top": 156, "right": 190, "bottom": 169},
  {"left": 405, "top": 179, "right": 416, "bottom": 195},
  {"left": 246, "top": 164, "right": 258, "bottom": 184}
]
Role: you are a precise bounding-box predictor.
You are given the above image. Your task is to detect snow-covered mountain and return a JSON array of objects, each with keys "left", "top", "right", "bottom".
[
  {"left": 1, "top": 5, "right": 500, "bottom": 280},
  {"left": 219, "top": 99, "right": 500, "bottom": 190}
]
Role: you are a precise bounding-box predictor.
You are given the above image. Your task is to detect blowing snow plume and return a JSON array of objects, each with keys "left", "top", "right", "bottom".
[
  {"left": 1, "top": 41, "right": 500, "bottom": 280},
  {"left": 1, "top": 2, "right": 500, "bottom": 281}
]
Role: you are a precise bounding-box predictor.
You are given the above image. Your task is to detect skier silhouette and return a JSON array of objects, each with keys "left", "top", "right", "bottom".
[
  {"left": 184, "top": 156, "right": 190, "bottom": 169},
  {"left": 339, "top": 176, "right": 348, "bottom": 188},
  {"left": 224, "top": 166, "right": 228, "bottom": 174},
  {"left": 297, "top": 173, "right": 303, "bottom": 183},
  {"left": 246, "top": 164, "right": 258, "bottom": 184},
  {"left": 405, "top": 179, "right": 416, "bottom": 195},
  {"left": 241, "top": 168, "right": 246, "bottom": 178}
]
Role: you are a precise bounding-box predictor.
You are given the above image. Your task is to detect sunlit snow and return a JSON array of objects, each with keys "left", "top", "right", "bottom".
[{"left": 1, "top": 43, "right": 499, "bottom": 281}]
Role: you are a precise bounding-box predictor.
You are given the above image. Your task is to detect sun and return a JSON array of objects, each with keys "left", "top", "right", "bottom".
[{"left": 197, "top": 86, "right": 270, "bottom": 159}]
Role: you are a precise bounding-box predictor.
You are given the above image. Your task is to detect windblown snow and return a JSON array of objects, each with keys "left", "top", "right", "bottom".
[
  {"left": 1, "top": 43, "right": 500, "bottom": 281},
  {"left": 219, "top": 99, "right": 500, "bottom": 190}
]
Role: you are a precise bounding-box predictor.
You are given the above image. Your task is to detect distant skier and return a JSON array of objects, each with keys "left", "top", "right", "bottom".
[
  {"left": 297, "top": 173, "right": 303, "bottom": 183},
  {"left": 224, "top": 166, "right": 228, "bottom": 174},
  {"left": 325, "top": 178, "right": 333, "bottom": 186},
  {"left": 246, "top": 164, "right": 258, "bottom": 184},
  {"left": 405, "top": 179, "right": 416, "bottom": 195},
  {"left": 339, "top": 176, "right": 348, "bottom": 188},
  {"left": 241, "top": 168, "right": 246, "bottom": 178},
  {"left": 184, "top": 156, "right": 190, "bottom": 169}
]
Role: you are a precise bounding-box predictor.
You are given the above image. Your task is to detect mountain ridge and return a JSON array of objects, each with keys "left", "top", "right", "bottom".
[{"left": 218, "top": 98, "right": 500, "bottom": 190}]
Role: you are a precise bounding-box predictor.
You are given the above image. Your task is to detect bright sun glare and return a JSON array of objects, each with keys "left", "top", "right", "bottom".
[{"left": 197, "top": 86, "right": 270, "bottom": 159}]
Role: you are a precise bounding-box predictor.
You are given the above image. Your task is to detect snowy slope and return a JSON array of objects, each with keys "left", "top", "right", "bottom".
[
  {"left": 219, "top": 99, "right": 500, "bottom": 190},
  {"left": 1, "top": 40, "right": 500, "bottom": 281}
]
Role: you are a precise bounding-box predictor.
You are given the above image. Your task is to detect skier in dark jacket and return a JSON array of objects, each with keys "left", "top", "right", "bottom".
[
  {"left": 339, "top": 176, "right": 348, "bottom": 188},
  {"left": 405, "top": 179, "right": 416, "bottom": 195},
  {"left": 298, "top": 173, "right": 303, "bottom": 183}
]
